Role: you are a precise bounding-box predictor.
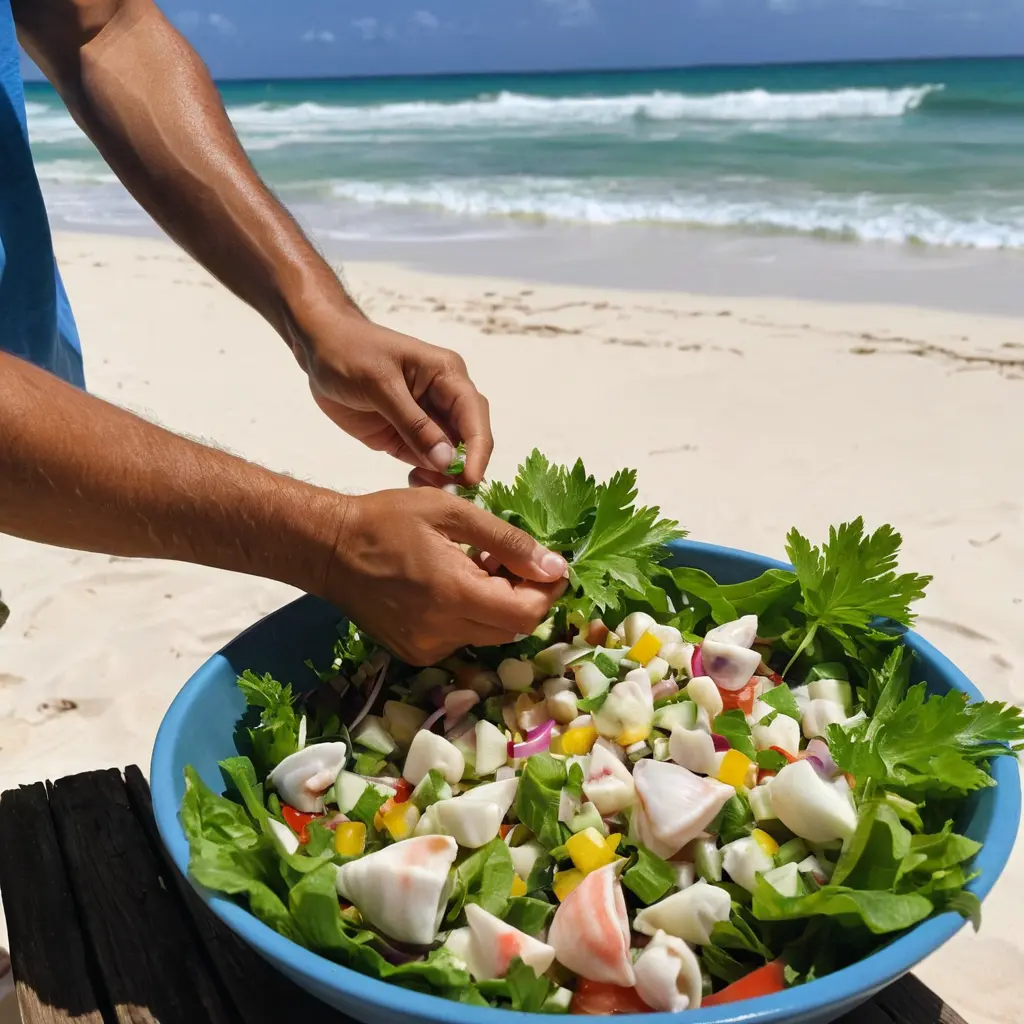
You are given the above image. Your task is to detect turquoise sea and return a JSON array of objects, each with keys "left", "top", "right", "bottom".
[{"left": 24, "top": 57, "right": 1024, "bottom": 250}]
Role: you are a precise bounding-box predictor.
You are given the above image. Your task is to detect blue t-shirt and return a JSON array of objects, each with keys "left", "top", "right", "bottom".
[{"left": 0, "top": 0, "right": 84, "bottom": 387}]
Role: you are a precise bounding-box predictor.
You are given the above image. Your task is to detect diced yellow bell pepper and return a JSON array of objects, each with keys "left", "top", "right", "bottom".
[
  {"left": 381, "top": 801, "right": 421, "bottom": 841},
  {"left": 511, "top": 874, "right": 528, "bottom": 898},
  {"left": 716, "top": 749, "right": 753, "bottom": 789},
  {"left": 626, "top": 630, "right": 662, "bottom": 667},
  {"left": 751, "top": 828, "right": 779, "bottom": 857},
  {"left": 604, "top": 833, "right": 622, "bottom": 854},
  {"left": 617, "top": 724, "right": 651, "bottom": 746},
  {"left": 334, "top": 821, "right": 367, "bottom": 858},
  {"left": 566, "top": 827, "right": 618, "bottom": 875},
  {"left": 553, "top": 868, "right": 585, "bottom": 902},
  {"left": 560, "top": 725, "right": 598, "bottom": 756}
]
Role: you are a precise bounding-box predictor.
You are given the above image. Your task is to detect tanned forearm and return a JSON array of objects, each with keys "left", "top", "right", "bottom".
[
  {"left": 13, "top": 0, "right": 358, "bottom": 348},
  {"left": 0, "top": 352, "right": 346, "bottom": 591}
]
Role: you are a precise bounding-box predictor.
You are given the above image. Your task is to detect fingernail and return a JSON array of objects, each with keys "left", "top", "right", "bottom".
[
  {"left": 427, "top": 441, "right": 455, "bottom": 472},
  {"left": 540, "top": 551, "right": 568, "bottom": 578}
]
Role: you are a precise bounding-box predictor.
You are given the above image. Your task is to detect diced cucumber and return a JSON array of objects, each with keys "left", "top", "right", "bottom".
[
  {"left": 652, "top": 736, "right": 671, "bottom": 761},
  {"left": 626, "top": 741, "right": 651, "bottom": 762},
  {"left": 409, "top": 666, "right": 452, "bottom": 699},
  {"left": 776, "top": 838, "right": 809, "bottom": 867},
  {"left": 543, "top": 988, "right": 573, "bottom": 1013},
  {"left": 411, "top": 769, "right": 452, "bottom": 811},
  {"left": 569, "top": 803, "right": 609, "bottom": 836},
  {"left": 747, "top": 784, "right": 777, "bottom": 823},
  {"left": 352, "top": 715, "right": 398, "bottom": 756},
  {"left": 652, "top": 700, "right": 698, "bottom": 732},
  {"left": 535, "top": 643, "right": 578, "bottom": 677},
  {"left": 336, "top": 770, "right": 394, "bottom": 814},
  {"left": 694, "top": 838, "right": 723, "bottom": 883}
]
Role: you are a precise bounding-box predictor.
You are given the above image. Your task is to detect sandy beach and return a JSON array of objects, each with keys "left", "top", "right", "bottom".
[{"left": 1, "top": 229, "right": 1022, "bottom": 1023}]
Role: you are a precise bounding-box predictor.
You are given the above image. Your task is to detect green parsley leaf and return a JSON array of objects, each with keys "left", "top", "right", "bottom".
[
  {"left": 756, "top": 749, "right": 789, "bottom": 772},
  {"left": 570, "top": 468, "right": 684, "bottom": 615},
  {"left": 448, "top": 838, "right": 515, "bottom": 920},
  {"left": 236, "top": 671, "right": 300, "bottom": 774},
  {"left": 712, "top": 710, "right": 757, "bottom": 760},
  {"left": 502, "top": 896, "right": 556, "bottom": 935},
  {"left": 760, "top": 684, "right": 802, "bottom": 721},
  {"left": 481, "top": 450, "right": 597, "bottom": 550},
  {"left": 445, "top": 442, "right": 468, "bottom": 477},
  {"left": 622, "top": 844, "right": 676, "bottom": 905},
  {"left": 829, "top": 646, "right": 1024, "bottom": 800},
  {"left": 514, "top": 754, "right": 568, "bottom": 850},
  {"left": 751, "top": 877, "right": 933, "bottom": 935},
  {"left": 783, "top": 519, "right": 931, "bottom": 673}
]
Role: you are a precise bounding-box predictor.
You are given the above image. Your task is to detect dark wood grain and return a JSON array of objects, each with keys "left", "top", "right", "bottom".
[
  {"left": 122, "top": 765, "right": 345, "bottom": 1023},
  {"left": 48, "top": 769, "right": 234, "bottom": 1024},
  {"left": 0, "top": 783, "right": 105, "bottom": 1024},
  {"left": 874, "top": 973, "right": 968, "bottom": 1024}
]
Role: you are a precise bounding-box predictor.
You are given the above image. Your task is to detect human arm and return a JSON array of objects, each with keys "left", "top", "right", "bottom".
[
  {"left": 13, "top": 0, "right": 492, "bottom": 483},
  {"left": 0, "top": 354, "right": 565, "bottom": 663}
]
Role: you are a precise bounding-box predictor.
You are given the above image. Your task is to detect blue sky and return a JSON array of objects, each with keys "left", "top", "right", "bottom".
[{"left": 23, "top": 0, "right": 1024, "bottom": 80}]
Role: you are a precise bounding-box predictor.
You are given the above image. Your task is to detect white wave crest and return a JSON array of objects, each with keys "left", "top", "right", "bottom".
[
  {"left": 328, "top": 177, "right": 1024, "bottom": 250},
  {"left": 23, "top": 84, "right": 942, "bottom": 148}
]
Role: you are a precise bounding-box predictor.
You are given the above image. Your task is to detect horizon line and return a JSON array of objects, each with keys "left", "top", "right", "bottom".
[{"left": 22, "top": 51, "right": 1024, "bottom": 88}]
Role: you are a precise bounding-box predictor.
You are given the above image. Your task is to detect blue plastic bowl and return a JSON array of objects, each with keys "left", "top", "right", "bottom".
[{"left": 151, "top": 540, "right": 1020, "bottom": 1024}]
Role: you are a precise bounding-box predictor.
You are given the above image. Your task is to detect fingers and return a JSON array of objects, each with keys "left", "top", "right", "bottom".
[
  {"left": 444, "top": 501, "right": 568, "bottom": 583},
  {"left": 427, "top": 364, "right": 493, "bottom": 486},
  {"left": 408, "top": 467, "right": 455, "bottom": 490},
  {"left": 373, "top": 380, "right": 457, "bottom": 475},
  {"left": 460, "top": 575, "right": 568, "bottom": 636}
]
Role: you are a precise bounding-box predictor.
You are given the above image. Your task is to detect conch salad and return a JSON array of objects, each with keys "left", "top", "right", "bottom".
[{"left": 180, "top": 451, "right": 1024, "bottom": 1015}]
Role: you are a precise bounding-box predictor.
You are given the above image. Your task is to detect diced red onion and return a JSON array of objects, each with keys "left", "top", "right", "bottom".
[
  {"left": 508, "top": 718, "right": 555, "bottom": 758},
  {"left": 349, "top": 659, "right": 390, "bottom": 733},
  {"left": 323, "top": 812, "right": 349, "bottom": 830},
  {"left": 805, "top": 739, "right": 838, "bottom": 777},
  {"left": 651, "top": 679, "right": 679, "bottom": 702},
  {"left": 802, "top": 754, "right": 827, "bottom": 776},
  {"left": 421, "top": 706, "right": 445, "bottom": 733},
  {"left": 711, "top": 733, "right": 730, "bottom": 753},
  {"left": 691, "top": 645, "right": 705, "bottom": 677}
]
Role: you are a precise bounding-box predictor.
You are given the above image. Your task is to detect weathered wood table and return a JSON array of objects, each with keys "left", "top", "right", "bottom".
[{"left": 0, "top": 767, "right": 965, "bottom": 1023}]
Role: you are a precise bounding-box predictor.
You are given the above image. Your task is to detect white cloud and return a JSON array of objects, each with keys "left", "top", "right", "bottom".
[
  {"left": 207, "top": 13, "right": 236, "bottom": 36},
  {"left": 542, "top": 0, "right": 596, "bottom": 28},
  {"left": 301, "top": 29, "right": 336, "bottom": 43},
  {"left": 413, "top": 9, "right": 440, "bottom": 30},
  {"left": 351, "top": 16, "right": 379, "bottom": 41}
]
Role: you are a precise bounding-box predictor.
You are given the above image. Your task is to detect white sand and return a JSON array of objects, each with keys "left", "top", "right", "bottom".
[{"left": 1, "top": 231, "right": 1022, "bottom": 1022}]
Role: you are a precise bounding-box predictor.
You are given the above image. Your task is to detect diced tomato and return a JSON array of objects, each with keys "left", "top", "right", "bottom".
[
  {"left": 393, "top": 779, "right": 413, "bottom": 804},
  {"left": 844, "top": 772, "right": 856, "bottom": 789},
  {"left": 718, "top": 678, "right": 757, "bottom": 715},
  {"left": 571, "top": 980, "right": 651, "bottom": 1016},
  {"left": 769, "top": 745, "right": 798, "bottom": 764},
  {"left": 499, "top": 823, "right": 513, "bottom": 839},
  {"left": 757, "top": 770, "right": 777, "bottom": 785},
  {"left": 702, "top": 959, "right": 787, "bottom": 1007},
  {"left": 281, "top": 804, "right": 319, "bottom": 846}
]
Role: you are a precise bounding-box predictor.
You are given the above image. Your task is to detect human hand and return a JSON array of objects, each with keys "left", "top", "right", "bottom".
[
  {"left": 324, "top": 488, "right": 568, "bottom": 665},
  {"left": 290, "top": 303, "right": 492, "bottom": 485}
]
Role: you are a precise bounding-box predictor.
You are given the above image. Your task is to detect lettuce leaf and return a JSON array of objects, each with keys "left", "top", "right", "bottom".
[{"left": 515, "top": 754, "right": 568, "bottom": 850}]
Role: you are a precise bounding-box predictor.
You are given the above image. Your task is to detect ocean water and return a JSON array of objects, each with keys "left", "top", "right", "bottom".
[{"left": 23, "top": 58, "right": 1024, "bottom": 251}]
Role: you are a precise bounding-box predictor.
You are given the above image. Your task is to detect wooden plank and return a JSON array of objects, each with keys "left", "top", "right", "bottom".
[
  {"left": 874, "top": 973, "right": 968, "bottom": 1024},
  {"left": 0, "top": 783, "right": 105, "bottom": 1024},
  {"left": 122, "top": 765, "right": 346, "bottom": 1023},
  {"left": 48, "top": 770, "right": 234, "bottom": 1024}
]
